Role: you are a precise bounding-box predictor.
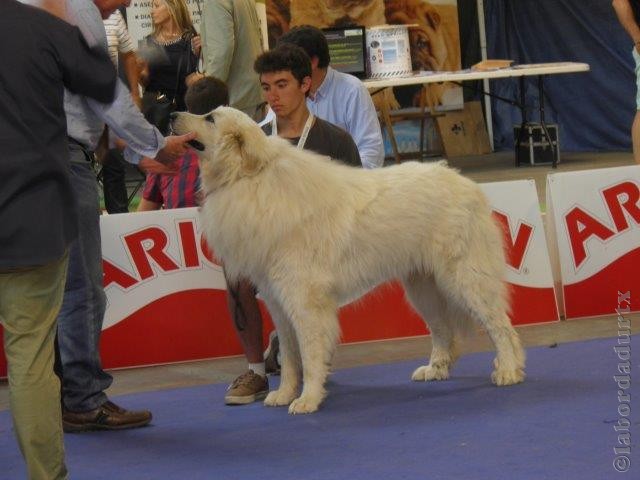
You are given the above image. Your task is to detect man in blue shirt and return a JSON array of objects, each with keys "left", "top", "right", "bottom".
[
  {"left": 278, "top": 25, "right": 385, "bottom": 169},
  {"left": 55, "top": 0, "right": 197, "bottom": 433}
]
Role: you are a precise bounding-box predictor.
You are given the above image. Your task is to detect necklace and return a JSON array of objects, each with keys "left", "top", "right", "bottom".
[{"left": 155, "top": 31, "right": 183, "bottom": 46}]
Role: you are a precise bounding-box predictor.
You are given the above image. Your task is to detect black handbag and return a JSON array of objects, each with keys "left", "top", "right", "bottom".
[{"left": 142, "top": 90, "right": 176, "bottom": 135}]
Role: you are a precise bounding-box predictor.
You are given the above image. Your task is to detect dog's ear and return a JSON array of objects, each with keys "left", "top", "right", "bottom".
[
  {"left": 220, "top": 129, "right": 264, "bottom": 176},
  {"left": 237, "top": 132, "right": 264, "bottom": 175},
  {"left": 424, "top": 9, "right": 441, "bottom": 29}
]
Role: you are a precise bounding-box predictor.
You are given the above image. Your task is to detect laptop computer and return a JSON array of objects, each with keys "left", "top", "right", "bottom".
[{"left": 322, "top": 26, "right": 367, "bottom": 79}]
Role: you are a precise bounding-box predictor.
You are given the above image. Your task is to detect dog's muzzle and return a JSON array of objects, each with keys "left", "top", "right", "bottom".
[
  {"left": 168, "top": 112, "right": 206, "bottom": 151},
  {"left": 187, "top": 139, "right": 205, "bottom": 151}
]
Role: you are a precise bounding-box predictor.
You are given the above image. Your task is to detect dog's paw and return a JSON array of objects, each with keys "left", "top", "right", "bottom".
[
  {"left": 491, "top": 368, "right": 525, "bottom": 386},
  {"left": 411, "top": 365, "right": 449, "bottom": 382},
  {"left": 288, "top": 395, "right": 320, "bottom": 415},
  {"left": 264, "top": 389, "right": 297, "bottom": 407}
]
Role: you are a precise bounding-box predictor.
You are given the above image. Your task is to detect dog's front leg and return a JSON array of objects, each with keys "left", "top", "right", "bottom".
[
  {"left": 263, "top": 297, "right": 301, "bottom": 407},
  {"left": 287, "top": 302, "right": 340, "bottom": 415}
]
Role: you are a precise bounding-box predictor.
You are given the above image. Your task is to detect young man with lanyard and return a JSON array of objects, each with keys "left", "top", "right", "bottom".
[
  {"left": 278, "top": 25, "right": 385, "bottom": 169},
  {"left": 224, "top": 43, "right": 361, "bottom": 405}
]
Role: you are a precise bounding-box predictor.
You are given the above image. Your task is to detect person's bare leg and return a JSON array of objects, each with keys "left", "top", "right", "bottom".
[
  {"left": 223, "top": 276, "right": 269, "bottom": 404},
  {"left": 227, "top": 277, "right": 264, "bottom": 364},
  {"left": 632, "top": 111, "right": 640, "bottom": 164}
]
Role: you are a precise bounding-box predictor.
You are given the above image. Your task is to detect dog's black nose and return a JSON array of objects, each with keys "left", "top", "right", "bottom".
[{"left": 169, "top": 111, "right": 179, "bottom": 120}]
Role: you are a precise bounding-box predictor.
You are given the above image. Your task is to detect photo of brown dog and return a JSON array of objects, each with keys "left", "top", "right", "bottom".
[
  {"left": 266, "top": 0, "right": 462, "bottom": 106},
  {"left": 266, "top": 0, "right": 291, "bottom": 49},
  {"left": 385, "top": 0, "right": 461, "bottom": 105},
  {"left": 290, "top": 0, "right": 386, "bottom": 28}
]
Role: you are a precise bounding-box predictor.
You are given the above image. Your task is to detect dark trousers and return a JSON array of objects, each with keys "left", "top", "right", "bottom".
[
  {"left": 102, "top": 148, "right": 129, "bottom": 214},
  {"left": 55, "top": 153, "right": 112, "bottom": 412}
]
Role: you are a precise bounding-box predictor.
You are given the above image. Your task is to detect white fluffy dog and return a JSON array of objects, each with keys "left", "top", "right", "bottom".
[{"left": 172, "top": 107, "right": 525, "bottom": 415}]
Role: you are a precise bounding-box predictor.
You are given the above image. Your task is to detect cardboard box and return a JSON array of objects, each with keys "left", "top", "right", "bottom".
[{"left": 435, "top": 101, "right": 491, "bottom": 157}]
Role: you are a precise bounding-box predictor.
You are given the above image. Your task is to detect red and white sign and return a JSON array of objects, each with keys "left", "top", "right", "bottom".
[
  {"left": 0, "top": 179, "right": 559, "bottom": 375},
  {"left": 546, "top": 165, "right": 640, "bottom": 319},
  {"left": 481, "top": 180, "right": 559, "bottom": 325}
]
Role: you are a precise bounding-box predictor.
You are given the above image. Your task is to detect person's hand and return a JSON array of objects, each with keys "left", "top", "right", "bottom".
[
  {"left": 191, "top": 35, "right": 202, "bottom": 56},
  {"left": 155, "top": 132, "right": 197, "bottom": 164},
  {"left": 139, "top": 157, "right": 179, "bottom": 174},
  {"left": 114, "top": 137, "right": 127, "bottom": 152},
  {"left": 185, "top": 72, "right": 205, "bottom": 87}
]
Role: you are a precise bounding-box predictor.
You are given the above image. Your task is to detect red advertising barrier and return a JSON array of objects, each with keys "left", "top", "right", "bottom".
[{"left": 546, "top": 166, "right": 640, "bottom": 319}]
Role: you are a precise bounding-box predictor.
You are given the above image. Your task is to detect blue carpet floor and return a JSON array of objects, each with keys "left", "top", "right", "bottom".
[{"left": 1, "top": 336, "right": 638, "bottom": 480}]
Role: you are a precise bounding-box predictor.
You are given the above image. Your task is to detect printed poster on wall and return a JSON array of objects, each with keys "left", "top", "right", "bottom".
[
  {"left": 126, "top": 0, "right": 204, "bottom": 48},
  {"left": 266, "top": 0, "right": 463, "bottom": 110},
  {"left": 126, "top": 1, "right": 269, "bottom": 50}
]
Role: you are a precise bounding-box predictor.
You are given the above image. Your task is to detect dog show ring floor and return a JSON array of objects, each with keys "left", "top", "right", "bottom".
[{"left": 1, "top": 334, "right": 638, "bottom": 479}]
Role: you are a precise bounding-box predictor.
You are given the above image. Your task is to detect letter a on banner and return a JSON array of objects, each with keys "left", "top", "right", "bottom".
[{"left": 546, "top": 165, "right": 640, "bottom": 319}]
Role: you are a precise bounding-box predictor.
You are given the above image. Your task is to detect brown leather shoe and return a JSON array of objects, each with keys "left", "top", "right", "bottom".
[{"left": 62, "top": 401, "right": 152, "bottom": 433}]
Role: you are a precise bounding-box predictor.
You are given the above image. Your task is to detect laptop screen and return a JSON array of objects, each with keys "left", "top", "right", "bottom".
[{"left": 322, "top": 26, "right": 367, "bottom": 79}]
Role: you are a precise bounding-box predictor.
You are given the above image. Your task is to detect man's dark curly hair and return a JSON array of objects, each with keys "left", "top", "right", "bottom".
[
  {"left": 254, "top": 44, "right": 312, "bottom": 85},
  {"left": 277, "top": 25, "right": 330, "bottom": 69}
]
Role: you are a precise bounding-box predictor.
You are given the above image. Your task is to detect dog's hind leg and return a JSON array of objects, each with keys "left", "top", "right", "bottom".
[
  {"left": 435, "top": 258, "right": 525, "bottom": 386},
  {"left": 262, "top": 296, "right": 301, "bottom": 407},
  {"left": 402, "top": 274, "right": 457, "bottom": 382}
]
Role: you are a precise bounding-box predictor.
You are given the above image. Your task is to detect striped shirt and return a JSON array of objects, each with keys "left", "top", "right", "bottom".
[
  {"left": 142, "top": 151, "right": 201, "bottom": 208},
  {"left": 103, "top": 10, "right": 134, "bottom": 68}
]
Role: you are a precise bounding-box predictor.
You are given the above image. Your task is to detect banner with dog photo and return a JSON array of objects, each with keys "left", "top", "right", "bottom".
[{"left": 267, "top": 0, "right": 463, "bottom": 156}]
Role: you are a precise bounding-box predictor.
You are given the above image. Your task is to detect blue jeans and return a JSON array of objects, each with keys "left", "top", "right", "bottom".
[{"left": 55, "top": 150, "right": 112, "bottom": 412}]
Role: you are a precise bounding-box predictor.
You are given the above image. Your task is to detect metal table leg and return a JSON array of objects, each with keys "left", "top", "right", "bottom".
[
  {"left": 515, "top": 76, "right": 528, "bottom": 167},
  {"left": 537, "top": 75, "right": 557, "bottom": 168}
]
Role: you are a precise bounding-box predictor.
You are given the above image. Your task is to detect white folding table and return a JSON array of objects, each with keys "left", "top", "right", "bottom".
[{"left": 363, "top": 62, "right": 590, "bottom": 167}]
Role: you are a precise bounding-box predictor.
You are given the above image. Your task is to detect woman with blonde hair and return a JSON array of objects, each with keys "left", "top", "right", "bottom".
[{"left": 139, "top": 0, "right": 201, "bottom": 133}]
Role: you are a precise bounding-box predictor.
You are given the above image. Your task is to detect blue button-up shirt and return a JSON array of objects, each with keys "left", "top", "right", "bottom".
[
  {"left": 307, "top": 67, "right": 384, "bottom": 169},
  {"left": 64, "top": 0, "right": 165, "bottom": 164}
]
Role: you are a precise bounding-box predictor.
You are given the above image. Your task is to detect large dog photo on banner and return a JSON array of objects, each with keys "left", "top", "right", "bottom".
[
  {"left": 172, "top": 107, "right": 525, "bottom": 414},
  {"left": 266, "top": 0, "right": 462, "bottom": 106}
]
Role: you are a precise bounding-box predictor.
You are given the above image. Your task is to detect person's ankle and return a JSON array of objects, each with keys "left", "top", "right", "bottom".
[{"left": 248, "top": 362, "right": 266, "bottom": 377}]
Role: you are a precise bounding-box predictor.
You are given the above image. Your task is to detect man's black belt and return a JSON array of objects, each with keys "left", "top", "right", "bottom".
[{"left": 67, "top": 136, "right": 95, "bottom": 163}]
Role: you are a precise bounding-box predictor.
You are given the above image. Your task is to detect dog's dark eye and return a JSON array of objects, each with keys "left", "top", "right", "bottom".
[{"left": 205, "top": 114, "right": 215, "bottom": 123}]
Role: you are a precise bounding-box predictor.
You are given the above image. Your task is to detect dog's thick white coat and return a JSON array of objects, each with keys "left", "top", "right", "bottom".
[{"left": 173, "top": 107, "right": 525, "bottom": 414}]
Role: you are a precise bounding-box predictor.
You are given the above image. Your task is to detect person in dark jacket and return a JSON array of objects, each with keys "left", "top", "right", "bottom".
[{"left": 0, "top": 1, "right": 117, "bottom": 478}]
